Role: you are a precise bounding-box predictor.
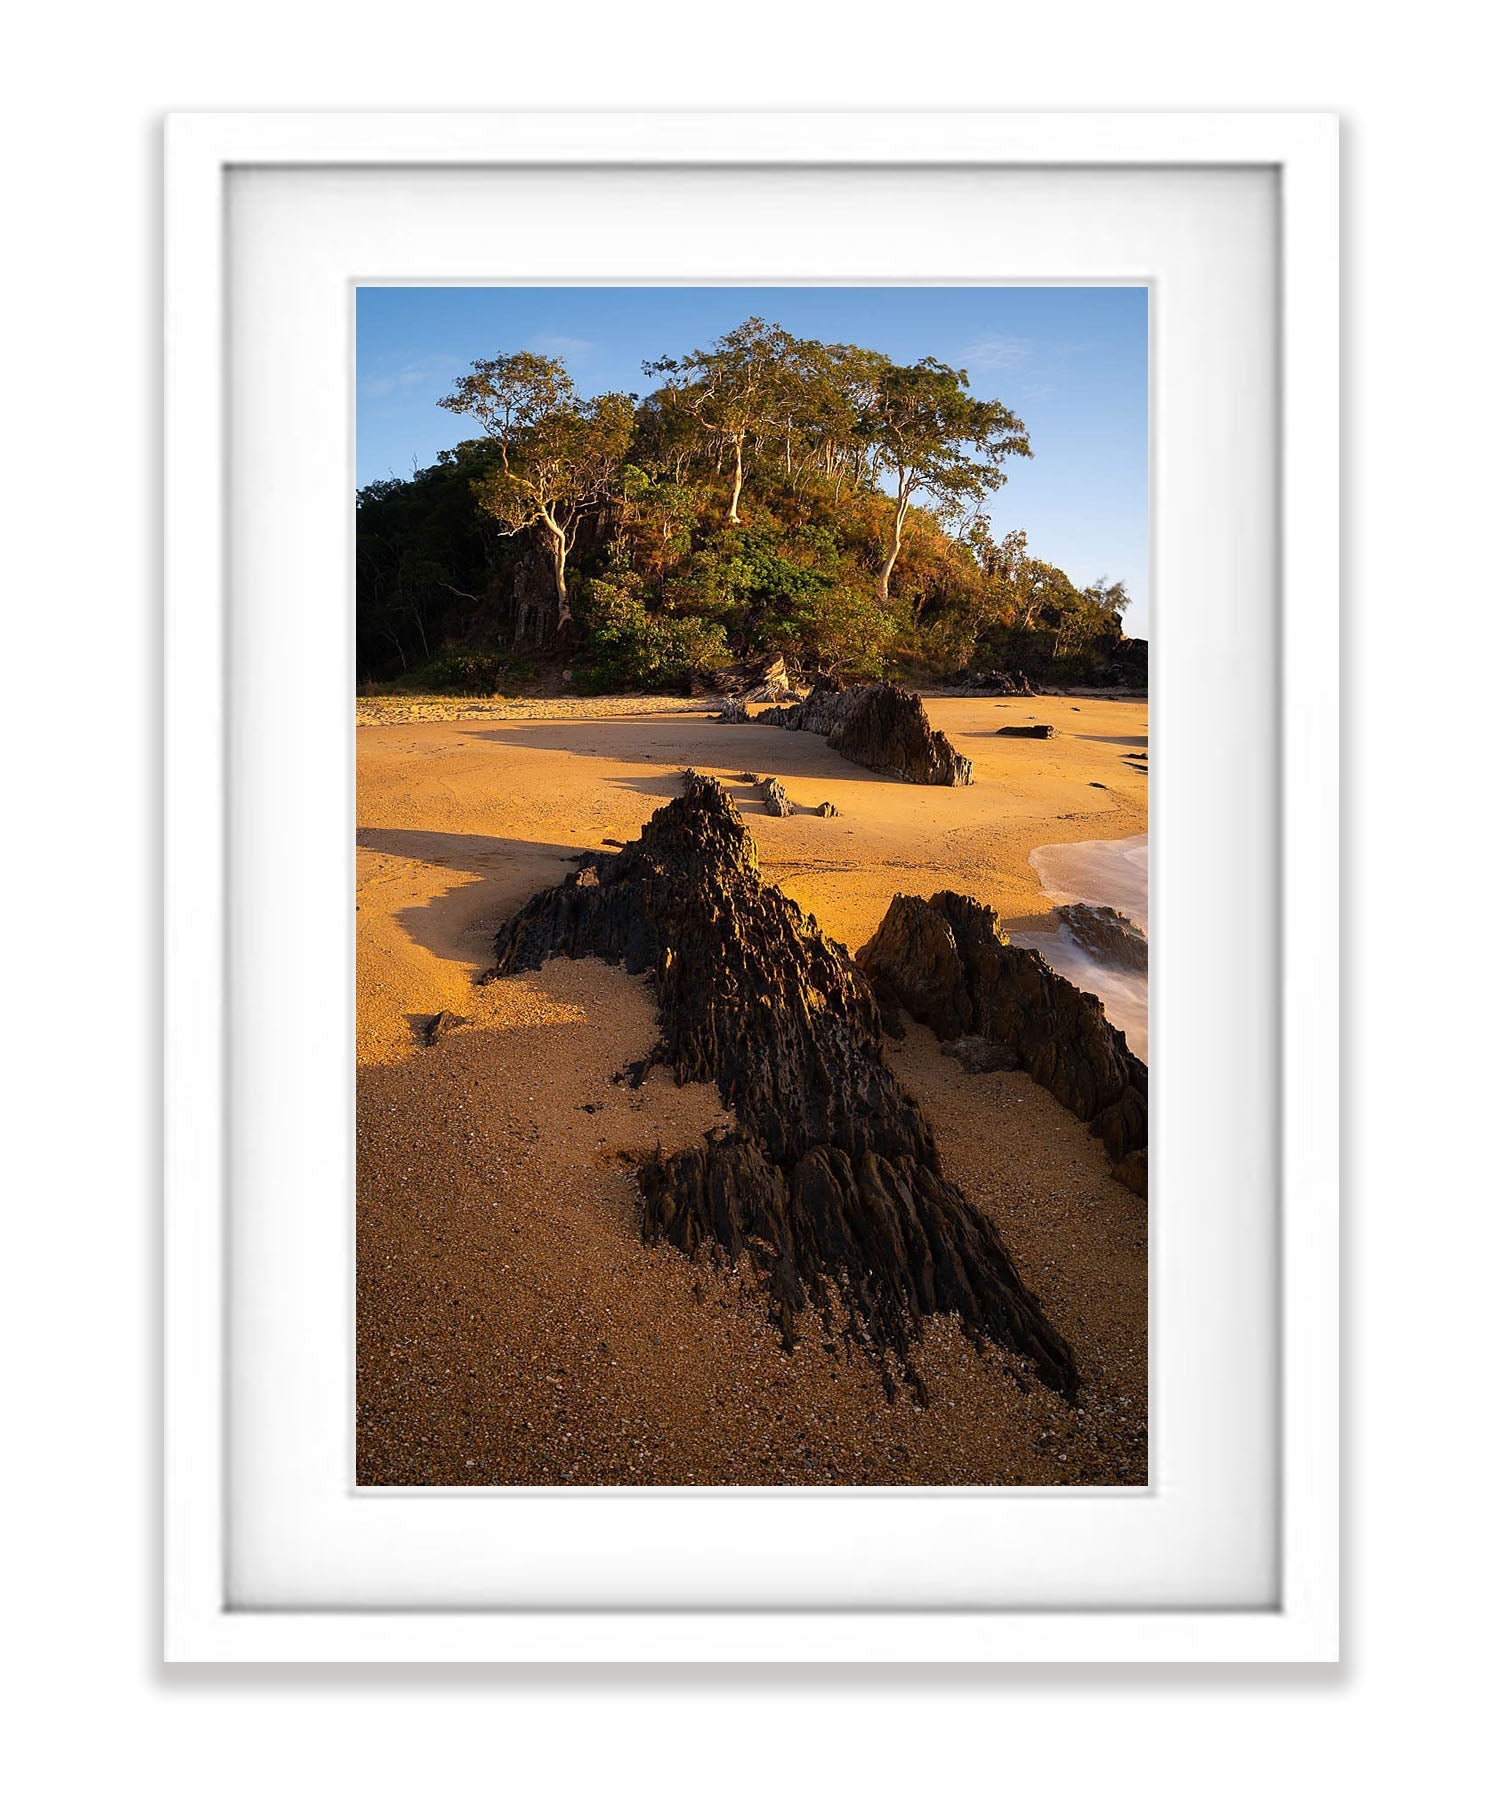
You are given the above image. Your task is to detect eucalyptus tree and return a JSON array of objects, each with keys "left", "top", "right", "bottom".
[
  {"left": 643, "top": 316, "right": 796, "bottom": 524},
  {"left": 783, "top": 339, "right": 886, "bottom": 497},
  {"left": 438, "top": 351, "right": 635, "bottom": 637},
  {"left": 860, "top": 357, "right": 1032, "bottom": 603}
]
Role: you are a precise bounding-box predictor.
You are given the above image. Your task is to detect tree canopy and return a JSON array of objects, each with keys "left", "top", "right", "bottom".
[
  {"left": 438, "top": 352, "right": 634, "bottom": 637},
  {"left": 357, "top": 319, "right": 1141, "bottom": 695},
  {"left": 860, "top": 356, "right": 1032, "bottom": 600}
]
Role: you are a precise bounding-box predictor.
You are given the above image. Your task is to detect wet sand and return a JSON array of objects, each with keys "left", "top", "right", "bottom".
[{"left": 356, "top": 693, "right": 1148, "bottom": 1485}]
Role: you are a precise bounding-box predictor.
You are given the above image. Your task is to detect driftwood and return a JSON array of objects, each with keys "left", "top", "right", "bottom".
[
  {"left": 762, "top": 682, "right": 973, "bottom": 786},
  {"left": 857, "top": 891, "right": 1148, "bottom": 1197},
  {"left": 487, "top": 776, "right": 1077, "bottom": 1400},
  {"left": 692, "top": 653, "right": 793, "bottom": 702}
]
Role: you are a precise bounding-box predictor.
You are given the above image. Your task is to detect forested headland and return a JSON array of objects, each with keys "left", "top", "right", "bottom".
[{"left": 356, "top": 317, "right": 1146, "bottom": 696}]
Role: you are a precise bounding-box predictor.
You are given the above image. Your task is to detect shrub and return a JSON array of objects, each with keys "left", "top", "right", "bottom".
[
  {"left": 575, "top": 578, "right": 730, "bottom": 692},
  {"left": 399, "top": 651, "right": 502, "bottom": 695}
]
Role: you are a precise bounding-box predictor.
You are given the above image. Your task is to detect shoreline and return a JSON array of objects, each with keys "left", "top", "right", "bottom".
[{"left": 355, "top": 687, "right": 1148, "bottom": 727}]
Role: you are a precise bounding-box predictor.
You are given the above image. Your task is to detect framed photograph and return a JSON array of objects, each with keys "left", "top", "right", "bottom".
[{"left": 164, "top": 111, "right": 1338, "bottom": 1662}]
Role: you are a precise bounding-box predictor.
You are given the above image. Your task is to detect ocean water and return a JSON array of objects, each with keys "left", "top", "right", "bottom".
[{"left": 1014, "top": 834, "right": 1149, "bottom": 1060}]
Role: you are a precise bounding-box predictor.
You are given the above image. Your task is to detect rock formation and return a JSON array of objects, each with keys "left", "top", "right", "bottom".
[
  {"left": 1057, "top": 903, "right": 1149, "bottom": 975},
  {"left": 692, "top": 652, "right": 794, "bottom": 703},
  {"left": 761, "top": 681, "right": 973, "bottom": 786},
  {"left": 420, "top": 1009, "right": 468, "bottom": 1047},
  {"left": 857, "top": 891, "right": 1147, "bottom": 1197},
  {"left": 957, "top": 668, "right": 1037, "bottom": 697},
  {"left": 996, "top": 723, "right": 1054, "bottom": 739},
  {"left": 760, "top": 776, "right": 793, "bottom": 816},
  {"left": 488, "top": 775, "right": 1077, "bottom": 1400}
]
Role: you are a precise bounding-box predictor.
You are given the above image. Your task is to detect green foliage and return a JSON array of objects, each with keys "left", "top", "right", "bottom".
[
  {"left": 669, "top": 522, "right": 837, "bottom": 650},
  {"left": 355, "top": 316, "right": 1142, "bottom": 693},
  {"left": 396, "top": 651, "right": 503, "bottom": 695},
  {"left": 786, "top": 582, "right": 900, "bottom": 678},
  {"left": 574, "top": 578, "right": 730, "bottom": 692}
]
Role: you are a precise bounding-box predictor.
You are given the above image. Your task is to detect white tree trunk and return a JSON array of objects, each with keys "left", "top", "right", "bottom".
[
  {"left": 727, "top": 438, "right": 744, "bottom": 524},
  {"left": 879, "top": 491, "right": 910, "bottom": 602},
  {"left": 545, "top": 519, "right": 571, "bottom": 631}
]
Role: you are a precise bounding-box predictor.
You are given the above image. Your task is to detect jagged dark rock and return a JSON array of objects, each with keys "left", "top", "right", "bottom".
[
  {"left": 1058, "top": 903, "right": 1149, "bottom": 974},
  {"left": 857, "top": 891, "right": 1147, "bottom": 1194},
  {"left": 760, "top": 777, "right": 793, "bottom": 817},
  {"left": 714, "top": 700, "right": 751, "bottom": 724},
  {"left": 757, "top": 676, "right": 850, "bottom": 737},
  {"left": 488, "top": 775, "right": 1077, "bottom": 1401},
  {"left": 996, "top": 724, "right": 1054, "bottom": 739},
  {"left": 815, "top": 800, "right": 839, "bottom": 818},
  {"left": 762, "top": 681, "right": 973, "bottom": 786}
]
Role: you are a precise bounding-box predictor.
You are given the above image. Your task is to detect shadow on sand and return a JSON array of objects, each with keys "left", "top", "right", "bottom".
[
  {"left": 457, "top": 718, "right": 868, "bottom": 792},
  {"left": 357, "top": 826, "right": 582, "bottom": 967}
]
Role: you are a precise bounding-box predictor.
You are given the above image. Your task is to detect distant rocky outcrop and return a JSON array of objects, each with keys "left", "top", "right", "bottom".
[
  {"left": 487, "top": 775, "right": 1077, "bottom": 1400},
  {"left": 761, "top": 681, "right": 973, "bottom": 786},
  {"left": 857, "top": 891, "right": 1147, "bottom": 1196},
  {"left": 1057, "top": 903, "right": 1149, "bottom": 975},
  {"left": 956, "top": 668, "right": 1037, "bottom": 696},
  {"left": 996, "top": 724, "right": 1054, "bottom": 739}
]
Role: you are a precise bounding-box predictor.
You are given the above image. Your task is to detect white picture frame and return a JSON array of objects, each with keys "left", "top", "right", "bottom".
[{"left": 165, "top": 111, "right": 1338, "bottom": 1663}]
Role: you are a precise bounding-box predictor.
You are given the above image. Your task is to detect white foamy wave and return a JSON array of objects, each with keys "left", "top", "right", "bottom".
[
  {"left": 1014, "top": 834, "right": 1149, "bottom": 1060},
  {"left": 1029, "top": 835, "right": 1148, "bottom": 932}
]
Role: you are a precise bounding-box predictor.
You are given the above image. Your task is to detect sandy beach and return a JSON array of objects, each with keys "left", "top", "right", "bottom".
[{"left": 356, "top": 693, "right": 1148, "bottom": 1485}]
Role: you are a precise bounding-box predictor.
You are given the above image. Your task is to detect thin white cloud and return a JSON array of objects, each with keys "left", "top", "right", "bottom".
[
  {"left": 528, "top": 334, "right": 596, "bottom": 360},
  {"left": 959, "top": 334, "right": 1032, "bottom": 372},
  {"left": 359, "top": 352, "right": 457, "bottom": 402}
]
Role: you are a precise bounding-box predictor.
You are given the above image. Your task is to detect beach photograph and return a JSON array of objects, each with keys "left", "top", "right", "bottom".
[{"left": 355, "top": 286, "right": 1149, "bottom": 1486}]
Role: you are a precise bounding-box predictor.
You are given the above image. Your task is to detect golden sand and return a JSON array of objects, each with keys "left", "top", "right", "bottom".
[{"left": 356, "top": 694, "right": 1148, "bottom": 1485}]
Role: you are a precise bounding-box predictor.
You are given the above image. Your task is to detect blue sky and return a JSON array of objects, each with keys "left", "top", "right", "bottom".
[{"left": 357, "top": 286, "right": 1149, "bottom": 636}]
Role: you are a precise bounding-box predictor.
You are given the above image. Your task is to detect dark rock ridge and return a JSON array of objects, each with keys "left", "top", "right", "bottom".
[
  {"left": 996, "top": 724, "right": 1054, "bottom": 739},
  {"left": 761, "top": 681, "right": 973, "bottom": 787},
  {"left": 488, "top": 774, "right": 1076, "bottom": 1400},
  {"left": 1057, "top": 903, "right": 1149, "bottom": 975},
  {"left": 857, "top": 892, "right": 1148, "bottom": 1197}
]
